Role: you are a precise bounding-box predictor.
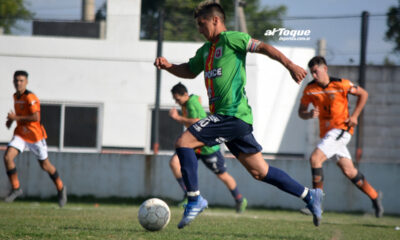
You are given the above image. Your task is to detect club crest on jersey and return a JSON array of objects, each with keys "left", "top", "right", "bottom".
[{"left": 214, "top": 47, "right": 223, "bottom": 59}]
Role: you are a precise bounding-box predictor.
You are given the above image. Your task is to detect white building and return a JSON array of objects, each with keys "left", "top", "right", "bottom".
[{"left": 0, "top": 0, "right": 315, "bottom": 156}]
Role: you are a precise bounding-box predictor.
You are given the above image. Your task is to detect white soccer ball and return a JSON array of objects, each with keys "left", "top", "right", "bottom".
[{"left": 138, "top": 198, "right": 171, "bottom": 231}]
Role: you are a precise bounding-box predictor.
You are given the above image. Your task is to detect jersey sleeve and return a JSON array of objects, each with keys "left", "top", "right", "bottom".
[
  {"left": 188, "top": 46, "right": 205, "bottom": 76},
  {"left": 27, "top": 94, "right": 40, "bottom": 114},
  {"left": 300, "top": 88, "right": 312, "bottom": 106},
  {"left": 225, "top": 31, "right": 252, "bottom": 55},
  {"left": 342, "top": 79, "right": 358, "bottom": 94}
]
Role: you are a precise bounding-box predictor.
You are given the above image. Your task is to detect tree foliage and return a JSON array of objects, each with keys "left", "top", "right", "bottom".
[
  {"left": 385, "top": 0, "right": 400, "bottom": 53},
  {"left": 140, "top": 0, "right": 286, "bottom": 42},
  {"left": 0, "top": 0, "right": 33, "bottom": 34}
]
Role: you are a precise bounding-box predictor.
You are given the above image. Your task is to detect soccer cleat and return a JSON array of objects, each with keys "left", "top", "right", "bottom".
[
  {"left": 4, "top": 188, "right": 23, "bottom": 203},
  {"left": 58, "top": 186, "right": 67, "bottom": 208},
  {"left": 178, "top": 197, "right": 188, "bottom": 208},
  {"left": 177, "top": 195, "right": 208, "bottom": 229},
  {"left": 236, "top": 197, "right": 247, "bottom": 213},
  {"left": 306, "top": 188, "right": 323, "bottom": 227},
  {"left": 372, "top": 191, "right": 384, "bottom": 218}
]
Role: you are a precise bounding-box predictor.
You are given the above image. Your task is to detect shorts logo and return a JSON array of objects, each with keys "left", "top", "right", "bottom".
[
  {"left": 192, "top": 115, "right": 220, "bottom": 132},
  {"left": 215, "top": 47, "right": 223, "bottom": 59}
]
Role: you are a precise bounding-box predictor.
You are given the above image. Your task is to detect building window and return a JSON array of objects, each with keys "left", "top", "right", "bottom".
[
  {"left": 150, "top": 108, "right": 184, "bottom": 151},
  {"left": 41, "top": 102, "right": 102, "bottom": 152}
]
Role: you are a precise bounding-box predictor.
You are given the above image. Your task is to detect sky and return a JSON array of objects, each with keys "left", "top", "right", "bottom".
[
  {"left": 13, "top": 0, "right": 400, "bottom": 65},
  {"left": 261, "top": 0, "right": 399, "bottom": 65}
]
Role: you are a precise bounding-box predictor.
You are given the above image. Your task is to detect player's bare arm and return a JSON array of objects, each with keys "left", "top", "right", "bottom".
[
  {"left": 7, "top": 111, "right": 40, "bottom": 123},
  {"left": 169, "top": 107, "right": 199, "bottom": 128},
  {"left": 345, "top": 86, "right": 368, "bottom": 127},
  {"left": 255, "top": 41, "right": 307, "bottom": 84},
  {"left": 154, "top": 57, "right": 197, "bottom": 79},
  {"left": 298, "top": 104, "right": 319, "bottom": 120}
]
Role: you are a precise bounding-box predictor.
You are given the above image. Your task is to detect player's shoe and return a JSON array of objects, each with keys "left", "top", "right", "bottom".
[
  {"left": 58, "top": 186, "right": 67, "bottom": 208},
  {"left": 178, "top": 197, "right": 188, "bottom": 208},
  {"left": 306, "top": 188, "right": 323, "bottom": 227},
  {"left": 236, "top": 197, "right": 247, "bottom": 213},
  {"left": 4, "top": 188, "right": 23, "bottom": 203},
  {"left": 372, "top": 191, "right": 384, "bottom": 218},
  {"left": 177, "top": 195, "right": 208, "bottom": 229}
]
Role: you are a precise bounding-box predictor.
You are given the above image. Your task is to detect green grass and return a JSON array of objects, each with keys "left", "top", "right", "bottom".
[{"left": 0, "top": 199, "right": 399, "bottom": 240}]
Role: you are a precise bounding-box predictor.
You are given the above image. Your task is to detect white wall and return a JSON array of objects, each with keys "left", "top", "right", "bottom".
[{"left": 0, "top": 0, "right": 314, "bottom": 155}]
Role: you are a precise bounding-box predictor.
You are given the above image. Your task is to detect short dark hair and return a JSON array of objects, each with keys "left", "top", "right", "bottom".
[
  {"left": 308, "top": 56, "right": 327, "bottom": 69},
  {"left": 194, "top": 1, "right": 225, "bottom": 22},
  {"left": 171, "top": 82, "right": 188, "bottom": 95},
  {"left": 14, "top": 70, "right": 28, "bottom": 79}
]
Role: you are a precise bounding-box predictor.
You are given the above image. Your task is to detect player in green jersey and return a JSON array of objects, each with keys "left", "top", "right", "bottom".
[
  {"left": 154, "top": 1, "right": 322, "bottom": 229},
  {"left": 169, "top": 82, "right": 247, "bottom": 213}
]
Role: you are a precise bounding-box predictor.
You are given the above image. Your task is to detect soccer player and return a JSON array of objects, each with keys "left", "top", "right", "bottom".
[
  {"left": 154, "top": 1, "right": 323, "bottom": 228},
  {"left": 3, "top": 70, "right": 67, "bottom": 207},
  {"left": 298, "top": 56, "right": 383, "bottom": 217},
  {"left": 169, "top": 82, "right": 247, "bottom": 213}
]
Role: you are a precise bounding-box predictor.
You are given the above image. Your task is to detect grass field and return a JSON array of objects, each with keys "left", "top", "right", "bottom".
[{"left": 0, "top": 198, "right": 399, "bottom": 240}]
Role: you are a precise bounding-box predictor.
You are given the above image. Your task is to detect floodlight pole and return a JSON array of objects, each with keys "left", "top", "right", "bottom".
[
  {"left": 153, "top": 9, "right": 164, "bottom": 155},
  {"left": 355, "top": 11, "right": 369, "bottom": 164}
]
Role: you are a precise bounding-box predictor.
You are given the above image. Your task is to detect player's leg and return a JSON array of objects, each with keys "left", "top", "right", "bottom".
[
  {"left": 169, "top": 153, "right": 187, "bottom": 206},
  {"left": 337, "top": 157, "right": 383, "bottom": 217},
  {"left": 175, "top": 130, "right": 207, "bottom": 229},
  {"left": 309, "top": 148, "right": 328, "bottom": 190},
  {"left": 31, "top": 139, "right": 67, "bottom": 207},
  {"left": 37, "top": 158, "right": 67, "bottom": 207},
  {"left": 216, "top": 172, "right": 248, "bottom": 213},
  {"left": 236, "top": 151, "right": 322, "bottom": 226},
  {"left": 3, "top": 136, "right": 26, "bottom": 202},
  {"left": 200, "top": 151, "right": 247, "bottom": 213},
  {"left": 335, "top": 130, "right": 383, "bottom": 218},
  {"left": 298, "top": 148, "right": 328, "bottom": 216},
  {"left": 3, "top": 146, "right": 23, "bottom": 202}
]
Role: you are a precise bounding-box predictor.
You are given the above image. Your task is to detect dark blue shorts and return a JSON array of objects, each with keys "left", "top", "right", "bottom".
[
  {"left": 196, "top": 150, "right": 226, "bottom": 174},
  {"left": 188, "top": 114, "right": 262, "bottom": 158}
]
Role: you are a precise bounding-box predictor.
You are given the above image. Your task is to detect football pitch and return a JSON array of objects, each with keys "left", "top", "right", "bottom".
[{"left": 0, "top": 199, "right": 399, "bottom": 240}]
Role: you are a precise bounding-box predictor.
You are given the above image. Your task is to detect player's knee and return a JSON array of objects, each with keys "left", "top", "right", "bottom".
[
  {"left": 342, "top": 167, "right": 357, "bottom": 178},
  {"left": 249, "top": 170, "right": 264, "bottom": 181},
  {"left": 310, "top": 155, "right": 322, "bottom": 167},
  {"left": 169, "top": 158, "right": 178, "bottom": 170}
]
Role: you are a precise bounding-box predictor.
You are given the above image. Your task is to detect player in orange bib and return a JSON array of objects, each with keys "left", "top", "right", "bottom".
[
  {"left": 3, "top": 70, "right": 67, "bottom": 207},
  {"left": 298, "top": 56, "right": 383, "bottom": 217}
]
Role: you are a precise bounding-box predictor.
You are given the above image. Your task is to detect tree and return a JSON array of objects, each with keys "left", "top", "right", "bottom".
[
  {"left": 0, "top": 0, "right": 33, "bottom": 34},
  {"left": 385, "top": 0, "right": 400, "bottom": 53},
  {"left": 140, "top": 0, "right": 286, "bottom": 42}
]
